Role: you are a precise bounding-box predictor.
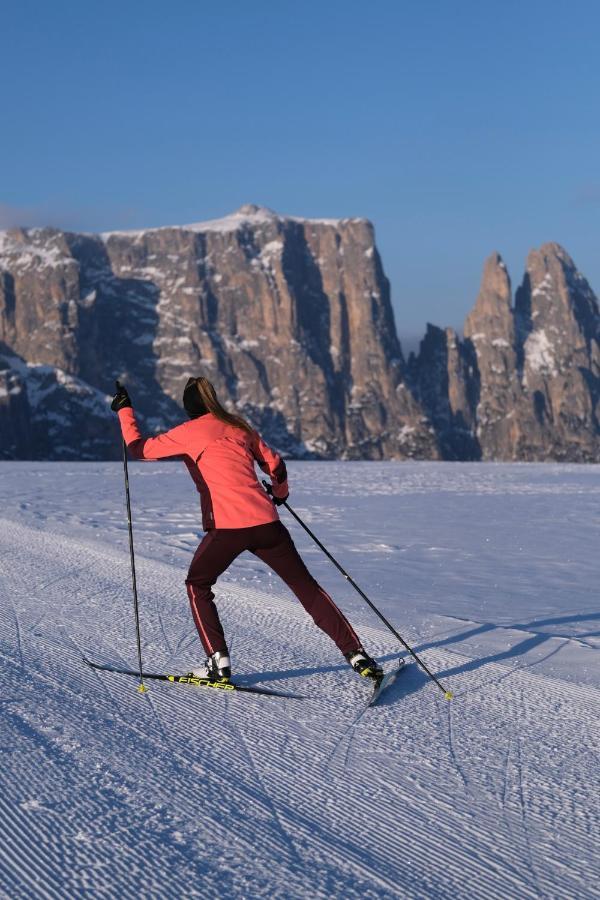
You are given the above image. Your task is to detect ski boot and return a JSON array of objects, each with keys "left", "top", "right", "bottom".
[
  {"left": 189, "top": 650, "right": 232, "bottom": 683},
  {"left": 344, "top": 647, "right": 383, "bottom": 681}
]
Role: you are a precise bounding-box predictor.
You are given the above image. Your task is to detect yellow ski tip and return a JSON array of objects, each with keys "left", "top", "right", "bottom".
[
  {"left": 444, "top": 691, "right": 453, "bottom": 701},
  {"left": 137, "top": 683, "right": 148, "bottom": 694}
]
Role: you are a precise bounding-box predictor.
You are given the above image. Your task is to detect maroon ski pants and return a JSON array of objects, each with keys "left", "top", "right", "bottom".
[{"left": 185, "top": 520, "right": 360, "bottom": 657}]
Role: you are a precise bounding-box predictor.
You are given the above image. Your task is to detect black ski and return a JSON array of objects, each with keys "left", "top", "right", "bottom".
[
  {"left": 83, "top": 657, "right": 304, "bottom": 700},
  {"left": 367, "top": 658, "right": 405, "bottom": 708}
]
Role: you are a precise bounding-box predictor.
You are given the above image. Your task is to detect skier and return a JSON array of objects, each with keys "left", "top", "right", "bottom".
[{"left": 111, "top": 377, "right": 383, "bottom": 684}]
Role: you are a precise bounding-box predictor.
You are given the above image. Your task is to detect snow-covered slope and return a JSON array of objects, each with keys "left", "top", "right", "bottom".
[{"left": 0, "top": 462, "right": 599, "bottom": 898}]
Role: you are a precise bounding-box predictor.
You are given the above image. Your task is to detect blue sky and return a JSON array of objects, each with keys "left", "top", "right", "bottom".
[{"left": 1, "top": 0, "right": 598, "bottom": 342}]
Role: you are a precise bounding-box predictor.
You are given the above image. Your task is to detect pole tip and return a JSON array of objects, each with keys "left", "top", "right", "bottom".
[
  {"left": 137, "top": 683, "right": 148, "bottom": 694},
  {"left": 444, "top": 691, "right": 453, "bottom": 701}
]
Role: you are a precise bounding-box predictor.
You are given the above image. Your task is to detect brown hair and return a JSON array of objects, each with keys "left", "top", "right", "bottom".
[{"left": 193, "top": 377, "right": 254, "bottom": 434}]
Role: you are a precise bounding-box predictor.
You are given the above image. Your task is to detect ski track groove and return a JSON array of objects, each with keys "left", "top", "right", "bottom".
[
  {"left": 323, "top": 690, "right": 370, "bottom": 773},
  {"left": 1, "top": 592, "right": 25, "bottom": 673},
  {"left": 1, "top": 516, "right": 599, "bottom": 898},
  {"left": 446, "top": 701, "right": 469, "bottom": 792},
  {"left": 496, "top": 733, "right": 541, "bottom": 900},
  {"left": 337, "top": 681, "right": 384, "bottom": 773},
  {"left": 228, "top": 710, "right": 305, "bottom": 870},
  {"left": 512, "top": 692, "right": 543, "bottom": 898},
  {"left": 60, "top": 629, "right": 126, "bottom": 722},
  {"left": 500, "top": 738, "right": 512, "bottom": 812},
  {"left": 154, "top": 601, "right": 175, "bottom": 662}
]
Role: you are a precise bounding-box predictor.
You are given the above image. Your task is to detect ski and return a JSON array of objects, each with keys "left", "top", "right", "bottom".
[
  {"left": 83, "top": 657, "right": 304, "bottom": 700},
  {"left": 367, "top": 658, "right": 406, "bottom": 708}
]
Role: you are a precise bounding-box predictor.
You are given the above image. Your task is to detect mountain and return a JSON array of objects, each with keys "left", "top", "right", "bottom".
[
  {"left": 0, "top": 209, "right": 598, "bottom": 461},
  {"left": 0, "top": 205, "right": 437, "bottom": 460},
  {"left": 410, "top": 243, "right": 600, "bottom": 461},
  {"left": 512, "top": 243, "right": 600, "bottom": 460}
]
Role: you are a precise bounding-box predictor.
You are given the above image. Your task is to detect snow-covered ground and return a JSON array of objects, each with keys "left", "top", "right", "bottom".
[{"left": 0, "top": 461, "right": 598, "bottom": 899}]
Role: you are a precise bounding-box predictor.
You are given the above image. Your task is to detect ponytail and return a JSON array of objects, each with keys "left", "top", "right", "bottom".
[{"left": 189, "top": 377, "right": 254, "bottom": 434}]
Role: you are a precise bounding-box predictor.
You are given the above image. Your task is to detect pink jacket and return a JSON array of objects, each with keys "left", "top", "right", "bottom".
[{"left": 118, "top": 408, "right": 289, "bottom": 530}]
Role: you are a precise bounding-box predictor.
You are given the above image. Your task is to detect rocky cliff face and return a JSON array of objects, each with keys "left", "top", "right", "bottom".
[
  {"left": 411, "top": 243, "right": 600, "bottom": 461},
  {"left": 463, "top": 252, "right": 522, "bottom": 458},
  {"left": 407, "top": 325, "right": 478, "bottom": 460},
  {"left": 512, "top": 244, "right": 600, "bottom": 460},
  {"left": 0, "top": 206, "right": 437, "bottom": 460},
  {"left": 1, "top": 212, "right": 597, "bottom": 462}
]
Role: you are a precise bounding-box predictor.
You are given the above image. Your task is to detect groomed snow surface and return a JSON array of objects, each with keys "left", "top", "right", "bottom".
[{"left": 0, "top": 461, "right": 598, "bottom": 899}]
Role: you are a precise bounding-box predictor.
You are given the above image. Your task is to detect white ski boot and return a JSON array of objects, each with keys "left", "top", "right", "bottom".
[
  {"left": 189, "top": 650, "right": 232, "bottom": 683},
  {"left": 344, "top": 647, "right": 383, "bottom": 681}
]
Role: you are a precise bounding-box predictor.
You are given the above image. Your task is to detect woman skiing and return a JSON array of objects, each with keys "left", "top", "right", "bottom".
[{"left": 111, "top": 377, "right": 382, "bottom": 684}]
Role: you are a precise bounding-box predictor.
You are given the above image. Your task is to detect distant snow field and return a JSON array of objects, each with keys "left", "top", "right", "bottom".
[{"left": 0, "top": 461, "right": 598, "bottom": 899}]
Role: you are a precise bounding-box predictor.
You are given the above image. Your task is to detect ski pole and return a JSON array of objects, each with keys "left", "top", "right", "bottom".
[
  {"left": 121, "top": 436, "right": 147, "bottom": 694},
  {"left": 264, "top": 482, "right": 452, "bottom": 700}
]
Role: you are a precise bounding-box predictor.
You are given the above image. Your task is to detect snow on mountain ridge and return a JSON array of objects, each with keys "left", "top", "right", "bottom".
[
  {"left": 100, "top": 204, "right": 362, "bottom": 239},
  {"left": 0, "top": 205, "right": 365, "bottom": 245}
]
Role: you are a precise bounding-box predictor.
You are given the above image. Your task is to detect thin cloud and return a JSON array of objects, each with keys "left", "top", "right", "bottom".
[
  {"left": 0, "top": 203, "right": 57, "bottom": 229},
  {"left": 0, "top": 202, "right": 145, "bottom": 232}
]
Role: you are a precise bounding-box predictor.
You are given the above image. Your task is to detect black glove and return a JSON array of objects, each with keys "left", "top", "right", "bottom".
[
  {"left": 262, "top": 480, "right": 289, "bottom": 506},
  {"left": 111, "top": 380, "right": 132, "bottom": 412}
]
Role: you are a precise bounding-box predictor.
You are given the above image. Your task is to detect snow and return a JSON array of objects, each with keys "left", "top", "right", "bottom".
[
  {"left": 100, "top": 206, "right": 360, "bottom": 240},
  {"left": 0, "top": 231, "right": 73, "bottom": 271},
  {"left": 0, "top": 461, "right": 599, "bottom": 898},
  {"left": 0, "top": 379, "right": 21, "bottom": 397},
  {"left": 532, "top": 273, "right": 554, "bottom": 298},
  {"left": 261, "top": 240, "right": 284, "bottom": 256},
  {"left": 524, "top": 329, "right": 557, "bottom": 376},
  {"left": 1, "top": 352, "right": 113, "bottom": 416}
]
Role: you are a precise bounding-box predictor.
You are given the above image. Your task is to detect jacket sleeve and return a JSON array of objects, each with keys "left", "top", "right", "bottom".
[
  {"left": 118, "top": 407, "right": 187, "bottom": 461},
  {"left": 251, "top": 431, "right": 288, "bottom": 499}
]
